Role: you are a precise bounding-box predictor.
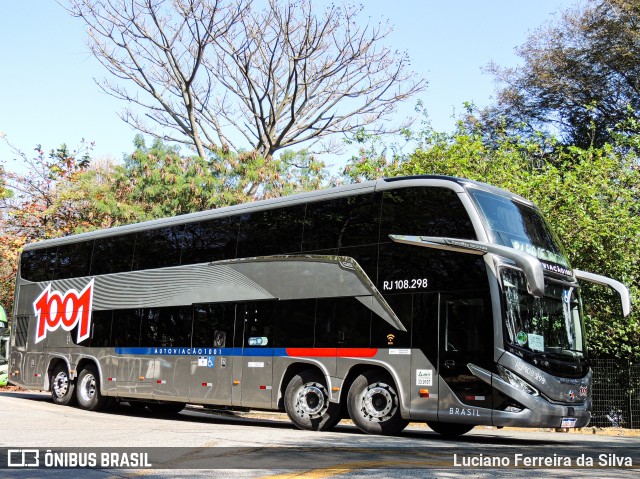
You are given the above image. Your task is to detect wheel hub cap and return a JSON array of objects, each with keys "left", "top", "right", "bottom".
[
  {"left": 80, "top": 374, "right": 96, "bottom": 402},
  {"left": 53, "top": 372, "right": 68, "bottom": 398},
  {"left": 362, "top": 383, "right": 397, "bottom": 421},
  {"left": 296, "top": 383, "right": 327, "bottom": 417}
]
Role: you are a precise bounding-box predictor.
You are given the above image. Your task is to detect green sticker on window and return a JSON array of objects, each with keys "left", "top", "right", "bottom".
[{"left": 516, "top": 331, "right": 528, "bottom": 346}]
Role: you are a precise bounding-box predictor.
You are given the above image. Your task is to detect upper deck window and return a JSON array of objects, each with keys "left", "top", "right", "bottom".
[{"left": 379, "top": 187, "right": 476, "bottom": 241}]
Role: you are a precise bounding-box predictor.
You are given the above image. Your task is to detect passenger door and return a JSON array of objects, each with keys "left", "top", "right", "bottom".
[
  {"left": 189, "top": 303, "right": 237, "bottom": 406},
  {"left": 438, "top": 293, "right": 494, "bottom": 419},
  {"left": 239, "top": 301, "right": 276, "bottom": 408}
]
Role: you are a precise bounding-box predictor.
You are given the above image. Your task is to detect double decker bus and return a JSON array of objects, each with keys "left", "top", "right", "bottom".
[{"left": 7, "top": 176, "right": 630, "bottom": 437}]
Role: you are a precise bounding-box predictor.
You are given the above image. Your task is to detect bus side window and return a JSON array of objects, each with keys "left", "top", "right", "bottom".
[
  {"left": 315, "top": 297, "right": 371, "bottom": 348},
  {"left": 21, "top": 248, "right": 56, "bottom": 282},
  {"left": 55, "top": 241, "right": 93, "bottom": 280},
  {"left": 236, "top": 205, "right": 306, "bottom": 257},
  {"left": 73, "top": 310, "right": 112, "bottom": 347},
  {"left": 91, "top": 234, "right": 136, "bottom": 275},
  {"left": 240, "top": 302, "right": 275, "bottom": 348},
  {"left": 411, "top": 293, "right": 439, "bottom": 366},
  {"left": 302, "top": 193, "right": 382, "bottom": 251},
  {"left": 192, "top": 304, "right": 236, "bottom": 349},
  {"left": 112, "top": 309, "right": 142, "bottom": 347},
  {"left": 379, "top": 187, "right": 476, "bottom": 240},
  {"left": 180, "top": 217, "right": 239, "bottom": 265},
  {"left": 133, "top": 226, "right": 183, "bottom": 271},
  {"left": 274, "top": 299, "right": 316, "bottom": 348},
  {"left": 139, "top": 306, "right": 192, "bottom": 347}
]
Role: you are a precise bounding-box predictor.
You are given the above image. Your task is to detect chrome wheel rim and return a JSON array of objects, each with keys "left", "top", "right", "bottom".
[
  {"left": 295, "top": 382, "right": 328, "bottom": 418},
  {"left": 52, "top": 371, "right": 69, "bottom": 398},
  {"left": 79, "top": 373, "right": 96, "bottom": 402},
  {"left": 361, "top": 382, "right": 398, "bottom": 422}
]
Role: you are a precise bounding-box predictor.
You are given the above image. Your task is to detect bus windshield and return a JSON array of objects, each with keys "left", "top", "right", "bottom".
[
  {"left": 469, "top": 189, "right": 570, "bottom": 270},
  {"left": 501, "top": 268, "right": 585, "bottom": 362}
]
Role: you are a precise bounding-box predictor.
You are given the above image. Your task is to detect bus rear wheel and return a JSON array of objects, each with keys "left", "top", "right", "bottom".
[
  {"left": 284, "top": 370, "right": 341, "bottom": 431},
  {"left": 347, "top": 369, "right": 408, "bottom": 436},
  {"left": 427, "top": 421, "right": 475, "bottom": 437},
  {"left": 51, "top": 363, "right": 76, "bottom": 406},
  {"left": 76, "top": 365, "right": 110, "bottom": 411}
]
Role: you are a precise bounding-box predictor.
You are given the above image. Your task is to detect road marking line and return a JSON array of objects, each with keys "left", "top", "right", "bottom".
[{"left": 255, "top": 459, "right": 451, "bottom": 479}]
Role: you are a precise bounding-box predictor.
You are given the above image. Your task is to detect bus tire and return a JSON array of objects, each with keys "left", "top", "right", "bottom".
[
  {"left": 284, "top": 370, "right": 341, "bottom": 431},
  {"left": 347, "top": 369, "right": 408, "bottom": 436},
  {"left": 76, "top": 365, "right": 109, "bottom": 411},
  {"left": 147, "top": 402, "right": 186, "bottom": 415},
  {"left": 51, "top": 363, "right": 76, "bottom": 406},
  {"left": 426, "top": 421, "right": 475, "bottom": 437}
]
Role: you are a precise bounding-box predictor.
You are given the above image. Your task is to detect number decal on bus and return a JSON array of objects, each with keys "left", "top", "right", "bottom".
[
  {"left": 33, "top": 279, "right": 94, "bottom": 344},
  {"left": 382, "top": 278, "right": 428, "bottom": 291}
]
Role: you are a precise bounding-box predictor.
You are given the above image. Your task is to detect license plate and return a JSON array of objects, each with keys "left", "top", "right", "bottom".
[{"left": 561, "top": 417, "right": 577, "bottom": 428}]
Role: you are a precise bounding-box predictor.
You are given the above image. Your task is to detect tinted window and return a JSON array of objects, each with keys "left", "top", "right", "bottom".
[
  {"left": 192, "top": 303, "right": 236, "bottom": 348},
  {"left": 315, "top": 297, "right": 371, "bottom": 348},
  {"left": 371, "top": 294, "right": 412, "bottom": 348},
  {"left": 139, "top": 306, "right": 193, "bottom": 347},
  {"left": 236, "top": 205, "right": 306, "bottom": 257},
  {"left": 303, "top": 193, "right": 382, "bottom": 250},
  {"left": 274, "top": 299, "right": 316, "bottom": 347},
  {"left": 20, "top": 248, "right": 56, "bottom": 282},
  {"left": 412, "top": 292, "right": 439, "bottom": 365},
  {"left": 377, "top": 243, "right": 488, "bottom": 293},
  {"left": 442, "top": 295, "right": 492, "bottom": 356},
  {"left": 133, "top": 226, "right": 184, "bottom": 270},
  {"left": 470, "top": 190, "right": 569, "bottom": 268},
  {"left": 339, "top": 245, "right": 378, "bottom": 286},
  {"left": 55, "top": 241, "right": 94, "bottom": 279},
  {"left": 74, "top": 310, "right": 112, "bottom": 347},
  {"left": 180, "top": 217, "right": 239, "bottom": 265},
  {"left": 239, "top": 302, "right": 276, "bottom": 348},
  {"left": 91, "top": 234, "right": 136, "bottom": 275},
  {"left": 380, "top": 187, "right": 476, "bottom": 241},
  {"left": 112, "top": 309, "right": 141, "bottom": 347}
]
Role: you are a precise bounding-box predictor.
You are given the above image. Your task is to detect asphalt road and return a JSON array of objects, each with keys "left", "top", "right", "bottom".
[{"left": 1, "top": 390, "right": 638, "bottom": 478}]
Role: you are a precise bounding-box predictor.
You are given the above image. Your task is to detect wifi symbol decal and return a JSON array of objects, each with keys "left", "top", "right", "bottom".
[{"left": 386, "top": 334, "right": 395, "bottom": 345}]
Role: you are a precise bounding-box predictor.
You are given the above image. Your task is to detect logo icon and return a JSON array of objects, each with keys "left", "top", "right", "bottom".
[
  {"left": 386, "top": 334, "right": 395, "bottom": 345},
  {"left": 33, "top": 279, "right": 94, "bottom": 344},
  {"left": 8, "top": 449, "right": 40, "bottom": 467}
]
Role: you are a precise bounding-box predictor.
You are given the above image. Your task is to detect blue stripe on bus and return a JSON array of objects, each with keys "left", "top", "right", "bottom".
[{"left": 114, "top": 347, "right": 288, "bottom": 357}]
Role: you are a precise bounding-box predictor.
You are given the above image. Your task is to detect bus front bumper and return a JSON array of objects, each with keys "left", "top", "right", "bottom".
[{"left": 469, "top": 363, "right": 592, "bottom": 429}]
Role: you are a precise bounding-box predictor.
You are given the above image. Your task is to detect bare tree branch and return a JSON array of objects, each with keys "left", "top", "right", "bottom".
[{"left": 65, "top": 0, "right": 426, "bottom": 181}]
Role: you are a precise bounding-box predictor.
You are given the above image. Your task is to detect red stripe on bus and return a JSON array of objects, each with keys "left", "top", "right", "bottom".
[{"left": 286, "top": 348, "right": 378, "bottom": 358}]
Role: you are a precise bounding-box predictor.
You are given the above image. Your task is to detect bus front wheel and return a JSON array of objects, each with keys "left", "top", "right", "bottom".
[
  {"left": 284, "top": 370, "right": 341, "bottom": 431},
  {"left": 347, "top": 370, "right": 408, "bottom": 436},
  {"left": 51, "top": 363, "right": 76, "bottom": 406},
  {"left": 427, "top": 421, "right": 475, "bottom": 437}
]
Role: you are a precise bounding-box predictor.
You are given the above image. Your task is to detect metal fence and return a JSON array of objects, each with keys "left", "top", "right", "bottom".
[{"left": 590, "top": 359, "right": 640, "bottom": 429}]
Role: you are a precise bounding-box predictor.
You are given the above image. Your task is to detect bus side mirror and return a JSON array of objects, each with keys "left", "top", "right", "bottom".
[
  {"left": 574, "top": 269, "right": 631, "bottom": 317},
  {"left": 389, "top": 235, "right": 546, "bottom": 298}
]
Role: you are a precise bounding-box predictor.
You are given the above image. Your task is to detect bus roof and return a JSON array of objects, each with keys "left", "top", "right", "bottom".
[{"left": 22, "top": 175, "right": 529, "bottom": 251}]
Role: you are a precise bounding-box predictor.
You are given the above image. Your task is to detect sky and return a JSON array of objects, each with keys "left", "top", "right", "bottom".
[{"left": 0, "top": 1, "right": 574, "bottom": 170}]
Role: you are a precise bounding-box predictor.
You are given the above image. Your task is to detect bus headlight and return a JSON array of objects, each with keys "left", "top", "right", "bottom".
[{"left": 497, "top": 365, "right": 539, "bottom": 396}]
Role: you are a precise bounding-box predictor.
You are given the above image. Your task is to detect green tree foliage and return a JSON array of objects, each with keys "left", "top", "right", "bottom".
[
  {"left": 485, "top": 0, "right": 640, "bottom": 148},
  {"left": 345, "top": 122, "right": 640, "bottom": 360},
  {"left": 0, "top": 140, "right": 93, "bottom": 313},
  {"left": 53, "top": 135, "right": 329, "bottom": 230}
]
